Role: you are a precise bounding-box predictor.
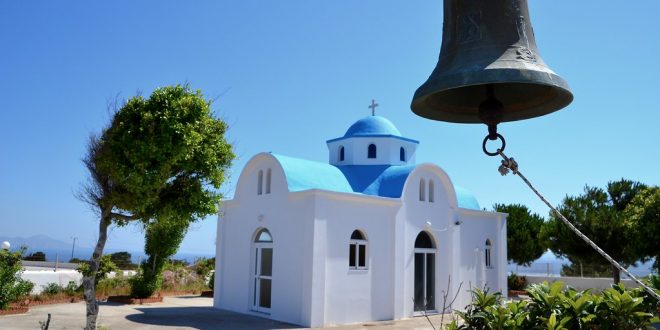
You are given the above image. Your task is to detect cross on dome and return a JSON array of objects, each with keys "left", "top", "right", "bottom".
[{"left": 368, "top": 99, "right": 379, "bottom": 116}]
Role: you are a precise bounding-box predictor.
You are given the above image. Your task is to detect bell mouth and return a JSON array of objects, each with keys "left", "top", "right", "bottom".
[{"left": 411, "top": 69, "right": 573, "bottom": 124}]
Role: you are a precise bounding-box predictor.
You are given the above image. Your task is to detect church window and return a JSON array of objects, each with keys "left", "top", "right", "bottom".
[
  {"left": 257, "top": 170, "right": 263, "bottom": 195},
  {"left": 485, "top": 239, "right": 492, "bottom": 268},
  {"left": 368, "top": 144, "right": 377, "bottom": 159},
  {"left": 339, "top": 146, "right": 345, "bottom": 161},
  {"left": 428, "top": 180, "right": 434, "bottom": 203},
  {"left": 415, "top": 231, "right": 435, "bottom": 249},
  {"left": 265, "top": 168, "right": 271, "bottom": 194},
  {"left": 400, "top": 147, "right": 406, "bottom": 161},
  {"left": 349, "top": 230, "right": 367, "bottom": 270},
  {"left": 419, "top": 179, "right": 426, "bottom": 201}
]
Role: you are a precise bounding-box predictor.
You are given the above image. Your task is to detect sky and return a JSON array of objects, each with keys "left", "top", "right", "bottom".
[{"left": 1, "top": 1, "right": 658, "bottom": 256}]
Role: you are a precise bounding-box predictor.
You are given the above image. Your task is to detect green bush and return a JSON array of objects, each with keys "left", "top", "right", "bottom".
[
  {"left": 63, "top": 281, "right": 81, "bottom": 297},
  {"left": 130, "top": 271, "right": 163, "bottom": 298},
  {"left": 507, "top": 273, "right": 527, "bottom": 291},
  {"left": 41, "top": 283, "right": 62, "bottom": 296},
  {"left": 96, "top": 274, "right": 131, "bottom": 297},
  {"left": 192, "top": 258, "right": 215, "bottom": 278},
  {"left": 0, "top": 248, "right": 34, "bottom": 309},
  {"left": 208, "top": 271, "right": 215, "bottom": 291},
  {"left": 451, "top": 281, "right": 659, "bottom": 330}
]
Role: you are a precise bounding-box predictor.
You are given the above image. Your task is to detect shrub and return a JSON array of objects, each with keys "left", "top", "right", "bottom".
[
  {"left": 191, "top": 258, "right": 215, "bottom": 278},
  {"left": 130, "top": 271, "right": 162, "bottom": 298},
  {"left": 96, "top": 274, "right": 131, "bottom": 297},
  {"left": 63, "top": 281, "right": 81, "bottom": 297},
  {"left": 208, "top": 271, "right": 215, "bottom": 291},
  {"left": 507, "top": 273, "right": 527, "bottom": 291},
  {"left": 0, "top": 248, "right": 34, "bottom": 309},
  {"left": 41, "top": 283, "right": 62, "bottom": 296},
  {"left": 453, "top": 281, "right": 659, "bottom": 330}
]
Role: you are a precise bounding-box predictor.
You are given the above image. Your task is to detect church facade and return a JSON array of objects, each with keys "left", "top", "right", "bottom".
[{"left": 213, "top": 116, "right": 507, "bottom": 327}]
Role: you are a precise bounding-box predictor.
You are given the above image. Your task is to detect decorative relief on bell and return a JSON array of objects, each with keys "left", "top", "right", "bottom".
[
  {"left": 515, "top": 47, "right": 536, "bottom": 63},
  {"left": 458, "top": 12, "right": 481, "bottom": 44}
]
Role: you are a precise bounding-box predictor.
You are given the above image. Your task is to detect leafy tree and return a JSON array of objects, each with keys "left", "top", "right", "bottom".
[
  {"left": 77, "top": 254, "right": 119, "bottom": 285},
  {"left": 541, "top": 179, "right": 647, "bottom": 284},
  {"left": 109, "top": 251, "right": 134, "bottom": 270},
  {"left": 23, "top": 251, "right": 46, "bottom": 261},
  {"left": 77, "top": 85, "right": 234, "bottom": 329},
  {"left": 624, "top": 186, "right": 660, "bottom": 272},
  {"left": 494, "top": 203, "right": 546, "bottom": 266},
  {"left": 131, "top": 216, "right": 189, "bottom": 298},
  {"left": 0, "top": 248, "right": 34, "bottom": 309}
]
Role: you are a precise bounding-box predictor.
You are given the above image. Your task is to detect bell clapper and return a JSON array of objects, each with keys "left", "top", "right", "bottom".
[{"left": 479, "top": 84, "right": 507, "bottom": 156}]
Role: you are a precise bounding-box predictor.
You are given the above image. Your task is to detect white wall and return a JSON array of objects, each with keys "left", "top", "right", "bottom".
[
  {"left": 215, "top": 154, "right": 313, "bottom": 326},
  {"left": 318, "top": 193, "right": 400, "bottom": 326},
  {"left": 525, "top": 275, "right": 641, "bottom": 292},
  {"left": 457, "top": 210, "right": 507, "bottom": 308},
  {"left": 327, "top": 137, "right": 418, "bottom": 166},
  {"left": 21, "top": 270, "right": 82, "bottom": 294}
]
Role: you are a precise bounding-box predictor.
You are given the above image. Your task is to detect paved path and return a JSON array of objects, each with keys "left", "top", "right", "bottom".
[{"left": 0, "top": 296, "right": 451, "bottom": 329}]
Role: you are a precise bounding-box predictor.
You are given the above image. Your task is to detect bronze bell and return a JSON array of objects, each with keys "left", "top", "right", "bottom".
[{"left": 411, "top": 0, "right": 573, "bottom": 126}]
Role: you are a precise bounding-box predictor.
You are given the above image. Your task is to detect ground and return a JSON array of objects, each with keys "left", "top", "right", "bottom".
[{"left": 0, "top": 296, "right": 454, "bottom": 329}]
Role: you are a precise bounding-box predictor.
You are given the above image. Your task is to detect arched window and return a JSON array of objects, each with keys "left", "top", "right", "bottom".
[
  {"left": 257, "top": 170, "right": 263, "bottom": 195},
  {"left": 428, "top": 180, "right": 435, "bottom": 203},
  {"left": 368, "top": 144, "right": 377, "bottom": 159},
  {"left": 339, "top": 146, "right": 345, "bottom": 162},
  {"left": 265, "top": 168, "right": 271, "bottom": 194},
  {"left": 415, "top": 231, "right": 435, "bottom": 249},
  {"left": 255, "top": 228, "right": 273, "bottom": 243},
  {"left": 349, "top": 230, "right": 367, "bottom": 270},
  {"left": 400, "top": 147, "right": 406, "bottom": 161},
  {"left": 419, "top": 179, "right": 426, "bottom": 201},
  {"left": 485, "top": 239, "right": 492, "bottom": 268},
  {"left": 413, "top": 231, "right": 436, "bottom": 312}
]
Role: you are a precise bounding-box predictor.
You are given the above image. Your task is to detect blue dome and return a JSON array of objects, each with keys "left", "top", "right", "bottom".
[{"left": 344, "top": 116, "right": 402, "bottom": 137}]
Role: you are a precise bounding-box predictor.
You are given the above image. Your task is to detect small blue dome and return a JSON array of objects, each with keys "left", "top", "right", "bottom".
[{"left": 344, "top": 116, "right": 402, "bottom": 137}]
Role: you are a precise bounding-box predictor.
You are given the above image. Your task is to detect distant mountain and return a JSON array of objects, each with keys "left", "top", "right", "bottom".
[{"left": 0, "top": 234, "right": 72, "bottom": 251}]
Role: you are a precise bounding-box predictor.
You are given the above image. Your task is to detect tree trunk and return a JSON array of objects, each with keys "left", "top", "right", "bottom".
[
  {"left": 83, "top": 213, "right": 111, "bottom": 330},
  {"left": 612, "top": 264, "right": 621, "bottom": 284}
]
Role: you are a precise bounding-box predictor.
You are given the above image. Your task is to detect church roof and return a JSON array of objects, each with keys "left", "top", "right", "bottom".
[
  {"left": 271, "top": 153, "right": 480, "bottom": 210},
  {"left": 344, "top": 116, "right": 402, "bottom": 137},
  {"left": 271, "top": 154, "right": 353, "bottom": 193},
  {"left": 326, "top": 116, "right": 419, "bottom": 144}
]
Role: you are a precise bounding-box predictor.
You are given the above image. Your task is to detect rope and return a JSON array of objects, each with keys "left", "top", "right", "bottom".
[{"left": 496, "top": 149, "right": 660, "bottom": 302}]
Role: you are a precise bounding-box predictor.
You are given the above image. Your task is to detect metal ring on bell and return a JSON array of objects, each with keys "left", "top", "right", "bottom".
[{"left": 482, "top": 134, "right": 505, "bottom": 156}]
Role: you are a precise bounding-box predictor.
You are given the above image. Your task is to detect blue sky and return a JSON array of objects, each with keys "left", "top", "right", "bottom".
[{"left": 1, "top": 1, "right": 658, "bottom": 255}]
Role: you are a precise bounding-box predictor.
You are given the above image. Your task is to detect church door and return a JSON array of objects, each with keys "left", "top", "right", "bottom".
[
  {"left": 414, "top": 231, "right": 436, "bottom": 313},
  {"left": 252, "top": 229, "right": 273, "bottom": 313}
]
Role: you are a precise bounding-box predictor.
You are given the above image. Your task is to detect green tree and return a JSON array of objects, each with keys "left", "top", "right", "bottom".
[
  {"left": 109, "top": 252, "right": 134, "bottom": 270},
  {"left": 78, "top": 85, "right": 234, "bottom": 329},
  {"left": 131, "top": 216, "right": 189, "bottom": 298},
  {"left": 494, "top": 203, "right": 546, "bottom": 266},
  {"left": 23, "top": 251, "right": 46, "bottom": 261},
  {"left": 624, "top": 186, "right": 660, "bottom": 272},
  {"left": 0, "top": 248, "right": 34, "bottom": 309},
  {"left": 77, "top": 254, "right": 119, "bottom": 285},
  {"left": 541, "top": 179, "right": 646, "bottom": 284}
]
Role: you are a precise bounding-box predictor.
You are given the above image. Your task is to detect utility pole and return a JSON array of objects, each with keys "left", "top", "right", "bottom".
[{"left": 71, "top": 237, "right": 78, "bottom": 261}]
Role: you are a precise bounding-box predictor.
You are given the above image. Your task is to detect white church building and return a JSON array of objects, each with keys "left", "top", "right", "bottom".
[{"left": 213, "top": 115, "right": 507, "bottom": 327}]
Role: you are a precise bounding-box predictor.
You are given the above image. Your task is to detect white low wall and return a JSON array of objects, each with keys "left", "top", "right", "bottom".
[
  {"left": 525, "top": 275, "right": 641, "bottom": 292},
  {"left": 21, "top": 270, "right": 83, "bottom": 294},
  {"left": 20, "top": 270, "right": 136, "bottom": 294}
]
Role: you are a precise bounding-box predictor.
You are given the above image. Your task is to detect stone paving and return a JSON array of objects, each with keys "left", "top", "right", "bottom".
[{"left": 0, "top": 296, "right": 453, "bottom": 329}]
